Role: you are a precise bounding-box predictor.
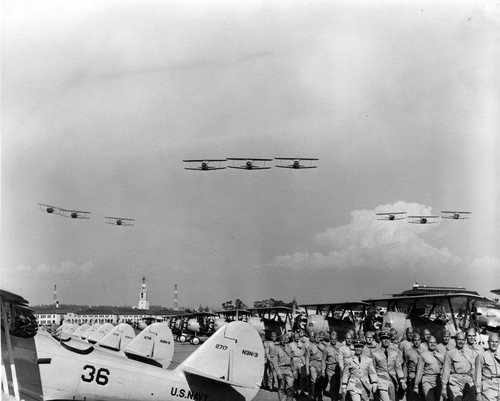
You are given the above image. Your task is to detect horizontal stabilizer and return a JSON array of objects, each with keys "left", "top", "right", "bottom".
[
  {"left": 178, "top": 321, "right": 264, "bottom": 391},
  {"left": 123, "top": 322, "right": 174, "bottom": 369}
]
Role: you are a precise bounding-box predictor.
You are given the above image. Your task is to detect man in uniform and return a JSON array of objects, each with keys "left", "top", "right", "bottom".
[
  {"left": 474, "top": 333, "right": 500, "bottom": 401},
  {"left": 399, "top": 327, "right": 415, "bottom": 357},
  {"left": 437, "top": 329, "right": 455, "bottom": 354},
  {"left": 307, "top": 332, "right": 326, "bottom": 401},
  {"left": 466, "top": 328, "right": 484, "bottom": 356},
  {"left": 372, "top": 331, "right": 407, "bottom": 401},
  {"left": 404, "top": 332, "right": 426, "bottom": 401},
  {"left": 341, "top": 339, "right": 378, "bottom": 401},
  {"left": 441, "top": 331, "right": 476, "bottom": 401},
  {"left": 340, "top": 332, "right": 356, "bottom": 367},
  {"left": 421, "top": 329, "right": 432, "bottom": 351},
  {"left": 390, "top": 328, "right": 400, "bottom": 350},
  {"left": 289, "top": 330, "right": 307, "bottom": 398},
  {"left": 364, "top": 331, "right": 380, "bottom": 357},
  {"left": 415, "top": 335, "right": 443, "bottom": 401},
  {"left": 274, "top": 334, "right": 295, "bottom": 401},
  {"left": 264, "top": 331, "right": 279, "bottom": 391},
  {"left": 324, "top": 331, "right": 342, "bottom": 401}
]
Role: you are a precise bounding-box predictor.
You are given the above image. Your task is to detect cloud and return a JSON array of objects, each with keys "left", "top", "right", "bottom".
[{"left": 269, "top": 201, "right": 462, "bottom": 271}]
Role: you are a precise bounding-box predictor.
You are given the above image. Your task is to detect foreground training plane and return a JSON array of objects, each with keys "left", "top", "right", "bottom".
[
  {"left": 1, "top": 289, "right": 265, "bottom": 401},
  {"left": 37, "top": 203, "right": 90, "bottom": 219},
  {"left": 407, "top": 215, "right": 439, "bottom": 224},
  {"left": 183, "top": 159, "right": 227, "bottom": 171},
  {"left": 376, "top": 212, "right": 407, "bottom": 221},
  {"left": 441, "top": 211, "right": 472, "bottom": 220},
  {"left": 105, "top": 216, "right": 135, "bottom": 226},
  {"left": 226, "top": 158, "right": 273, "bottom": 170},
  {"left": 274, "top": 157, "right": 319, "bottom": 169},
  {"left": 363, "top": 293, "right": 497, "bottom": 342}
]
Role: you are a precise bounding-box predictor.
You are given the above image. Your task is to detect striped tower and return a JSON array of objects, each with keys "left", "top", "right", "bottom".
[
  {"left": 174, "top": 284, "right": 179, "bottom": 311},
  {"left": 53, "top": 284, "right": 59, "bottom": 308}
]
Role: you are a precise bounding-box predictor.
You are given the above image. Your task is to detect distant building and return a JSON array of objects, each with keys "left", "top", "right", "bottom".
[
  {"left": 138, "top": 276, "right": 150, "bottom": 310},
  {"left": 396, "top": 282, "right": 479, "bottom": 297}
]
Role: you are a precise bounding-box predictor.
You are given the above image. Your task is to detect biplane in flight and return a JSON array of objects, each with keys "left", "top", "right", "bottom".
[
  {"left": 407, "top": 215, "right": 439, "bottom": 224},
  {"left": 105, "top": 216, "right": 135, "bottom": 226},
  {"left": 1, "top": 289, "right": 265, "bottom": 401},
  {"left": 299, "top": 302, "right": 371, "bottom": 340},
  {"left": 362, "top": 292, "right": 497, "bottom": 342},
  {"left": 226, "top": 158, "right": 273, "bottom": 170},
  {"left": 274, "top": 157, "right": 319, "bottom": 169},
  {"left": 376, "top": 212, "right": 407, "bottom": 221},
  {"left": 182, "top": 159, "right": 227, "bottom": 171},
  {"left": 441, "top": 211, "right": 472, "bottom": 220},
  {"left": 37, "top": 203, "right": 90, "bottom": 219}
]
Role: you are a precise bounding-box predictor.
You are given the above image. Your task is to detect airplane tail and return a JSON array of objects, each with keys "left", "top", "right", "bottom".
[
  {"left": 123, "top": 322, "right": 174, "bottom": 368},
  {"left": 177, "top": 321, "right": 264, "bottom": 395},
  {"left": 98, "top": 322, "right": 135, "bottom": 351}
]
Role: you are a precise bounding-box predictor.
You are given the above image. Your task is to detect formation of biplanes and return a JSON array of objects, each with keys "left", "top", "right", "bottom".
[{"left": 377, "top": 210, "right": 471, "bottom": 224}]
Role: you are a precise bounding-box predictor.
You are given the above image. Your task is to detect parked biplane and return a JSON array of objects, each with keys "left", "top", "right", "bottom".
[
  {"left": 376, "top": 212, "right": 407, "bottom": 221},
  {"left": 214, "top": 309, "right": 251, "bottom": 331},
  {"left": 441, "top": 211, "right": 472, "bottom": 220},
  {"left": 105, "top": 216, "right": 135, "bottom": 226},
  {"left": 362, "top": 293, "right": 497, "bottom": 342},
  {"left": 1, "top": 289, "right": 265, "bottom": 401},
  {"left": 300, "top": 302, "right": 370, "bottom": 340},
  {"left": 182, "top": 159, "right": 226, "bottom": 171},
  {"left": 226, "top": 158, "right": 273, "bottom": 170},
  {"left": 274, "top": 157, "right": 319, "bottom": 169},
  {"left": 247, "top": 306, "right": 293, "bottom": 339},
  {"left": 407, "top": 215, "right": 439, "bottom": 224},
  {"left": 183, "top": 312, "right": 218, "bottom": 345}
]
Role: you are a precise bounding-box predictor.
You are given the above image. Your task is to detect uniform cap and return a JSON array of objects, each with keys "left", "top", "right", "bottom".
[
  {"left": 353, "top": 339, "right": 365, "bottom": 347},
  {"left": 379, "top": 331, "right": 391, "bottom": 339}
]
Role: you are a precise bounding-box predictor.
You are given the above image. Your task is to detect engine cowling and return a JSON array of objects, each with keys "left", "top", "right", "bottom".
[{"left": 306, "top": 314, "right": 329, "bottom": 336}]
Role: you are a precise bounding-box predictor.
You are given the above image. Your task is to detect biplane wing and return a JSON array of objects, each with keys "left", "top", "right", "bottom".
[
  {"left": 182, "top": 159, "right": 227, "bottom": 171},
  {"left": 105, "top": 217, "right": 135, "bottom": 226},
  {"left": 407, "top": 215, "right": 439, "bottom": 224},
  {"left": 441, "top": 211, "right": 472, "bottom": 220},
  {"left": 226, "top": 158, "right": 273, "bottom": 170},
  {"left": 376, "top": 212, "right": 407, "bottom": 221},
  {"left": 58, "top": 208, "right": 91, "bottom": 219},
  {"left": 299, "top": 301, "right": 370, "bottom": 339},
  {"left": 362, "top": 293, "right": 496, "bottom": 341},
  {"left": 37, "top": 203, "right": 62, "bottom": 215},
  {"left": 274, "top": 157, "right": 319, "bottom": 169}
]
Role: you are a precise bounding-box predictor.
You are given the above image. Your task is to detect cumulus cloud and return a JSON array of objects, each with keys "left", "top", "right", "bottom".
[{"left": 269, "top": 201, "right": 462, "bottom": 272}]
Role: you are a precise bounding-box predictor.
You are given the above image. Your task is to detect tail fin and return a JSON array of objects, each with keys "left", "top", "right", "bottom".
[
  {"left": 177, "top": 321, "right": 264, "bottom": 389},
  {"left": 98, "top": 323, "right": 135, "bottom": 351},
  {"left": 87, "top": 323, "right": 114, "bottom": 344},
  {"left": 123, "top": 322, "right": 174, "bottom": 368}
]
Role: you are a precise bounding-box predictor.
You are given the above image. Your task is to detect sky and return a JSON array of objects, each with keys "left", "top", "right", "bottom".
[{"left": 2, "top": 0, "right": 500, "bottom": 309}]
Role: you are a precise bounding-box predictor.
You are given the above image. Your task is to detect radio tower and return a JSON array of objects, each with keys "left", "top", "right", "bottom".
[
  {"left": 53, "top": 284, "right": 59, "bottom": 308},
  {"left": 173, "top": 284, "right": 179, "bottom": 311}
]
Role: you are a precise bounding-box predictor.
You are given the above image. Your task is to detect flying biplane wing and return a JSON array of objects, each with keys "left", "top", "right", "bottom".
[
  {"left": 376, "top": 212, "right": 407, "bottom": 221},
  {"left": 37, "top": 203, "right": 62, "bottom": 215},
  {"left": 407, "top": 215, "right": 439, "bottom": 224},
  {"left": 183, "top": 159, "right": 227, "bottom": 171},
  {"left": 58, "top": 208, "right": 91, "bottom": 219},
  {"left": 363, "top": 293, "right": 496, "bottom": 341},
  {"left": 441, "top": 211, "right": 472, "bottom": 220},
  {"left": 226, "top": 158, "right": 273, "bottom": 170},
  {"left": 105, "top": 216, "right": 135, "bottom": 226},
  {"left": 274, "top": 157, "right": 319, "bottom": 169}
]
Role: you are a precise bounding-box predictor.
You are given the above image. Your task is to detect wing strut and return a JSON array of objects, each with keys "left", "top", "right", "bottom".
[{"left": 1, "top": 296, "right": 21, "bottom": 401}]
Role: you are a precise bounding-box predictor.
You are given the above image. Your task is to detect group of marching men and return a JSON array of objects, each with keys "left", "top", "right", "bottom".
[{"left": 261, "top": 326, "right": 500, "bottom": 401}]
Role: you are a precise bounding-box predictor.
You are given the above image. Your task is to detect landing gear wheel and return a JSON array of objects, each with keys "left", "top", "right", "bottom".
[
  {"left": 179, "top": 335, "right": 186, "bottom": 343},
  {"left": 191, "top": 337, "right": 200, "bottom": 345}
]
